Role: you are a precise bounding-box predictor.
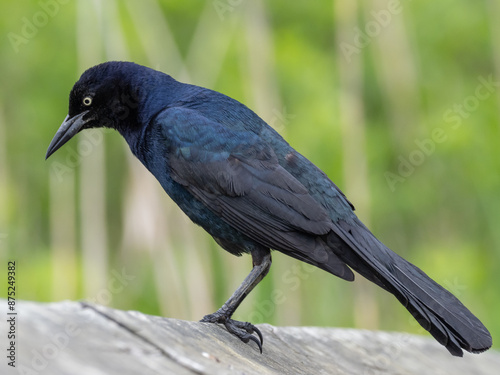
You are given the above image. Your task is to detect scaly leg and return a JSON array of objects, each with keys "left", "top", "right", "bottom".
[{"left": 201, "top": 248, "right": 272, "bottom": 353}]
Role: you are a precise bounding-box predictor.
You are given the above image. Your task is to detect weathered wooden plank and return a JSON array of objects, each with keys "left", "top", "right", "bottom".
[{"left": 1, "top": 300, "right": 498, "bottom": 374}]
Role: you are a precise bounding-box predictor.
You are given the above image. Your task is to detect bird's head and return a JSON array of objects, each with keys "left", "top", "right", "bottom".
[{"left": 45, "top": 61, "right": 145, "bottom": 159}]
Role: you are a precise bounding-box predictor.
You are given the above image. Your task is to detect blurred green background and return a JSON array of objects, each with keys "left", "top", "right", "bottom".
[{"left": 0, "top": 0, "right": 498, "bottom": 349}]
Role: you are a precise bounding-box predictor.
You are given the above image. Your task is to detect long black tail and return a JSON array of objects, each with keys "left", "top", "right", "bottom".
[{"left": 327, "top": 217, "right": 492, "bottom": 356}]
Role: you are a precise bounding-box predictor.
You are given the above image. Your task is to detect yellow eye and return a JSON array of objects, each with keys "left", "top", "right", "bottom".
[{"left": 83, "top": 96, "right": 92, "bottom": 106}]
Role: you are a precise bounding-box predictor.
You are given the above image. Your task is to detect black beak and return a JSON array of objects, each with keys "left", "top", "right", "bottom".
[{"left": 45, "top": 111, "right": 90, "bottom": 160}]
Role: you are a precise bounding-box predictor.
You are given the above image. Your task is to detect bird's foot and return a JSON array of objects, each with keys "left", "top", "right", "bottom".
[{"left": 201, "top": 311, "right": 263, "bottom": 353}]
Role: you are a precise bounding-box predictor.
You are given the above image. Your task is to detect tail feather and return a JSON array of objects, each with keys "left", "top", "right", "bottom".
[{"left": 327, "top": 218, "right": 492, "bottom": 356}]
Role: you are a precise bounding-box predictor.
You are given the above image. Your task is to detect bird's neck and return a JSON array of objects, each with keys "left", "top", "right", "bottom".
[{"left": 115, "top": 74, "right": 182, "bottom": 146}]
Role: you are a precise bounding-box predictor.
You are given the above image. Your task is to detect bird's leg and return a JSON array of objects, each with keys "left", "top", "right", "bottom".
[{"left": 201, "top": 248, "right": 272, "bottom": 353}]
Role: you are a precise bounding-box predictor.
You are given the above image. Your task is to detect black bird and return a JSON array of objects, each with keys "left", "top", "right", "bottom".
[{"left": 46, "top": 61, "right": 491, "bottom": 356}]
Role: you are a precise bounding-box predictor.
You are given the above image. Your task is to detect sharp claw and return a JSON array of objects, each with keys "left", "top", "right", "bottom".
[
  {"left": 251, "top": 325, "right": 263, "bottom": 347},
  {"left": 201, "top": 313, "right": 264, "bottom": 353},
  {"left": 247, "top": 332, "right": 263, "bottom": 354},
  {"left": 239, "top": 321, "right": 264, "bottom": 349},
  {"left": 222, "top": 320, "right": 264, "bottom": 353}
]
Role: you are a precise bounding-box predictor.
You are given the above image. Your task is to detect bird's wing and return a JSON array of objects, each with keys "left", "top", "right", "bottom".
[
  {"left": 156, "top": 107, "right": 353, "bottom": 280},
  {"left": 160, "top": 107, "right": 333, "bottom": 237}
]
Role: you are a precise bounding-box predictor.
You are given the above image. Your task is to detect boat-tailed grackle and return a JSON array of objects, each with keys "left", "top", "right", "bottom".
[{"left": 46, "top": 61, "right": 492, "bottom": 356}]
